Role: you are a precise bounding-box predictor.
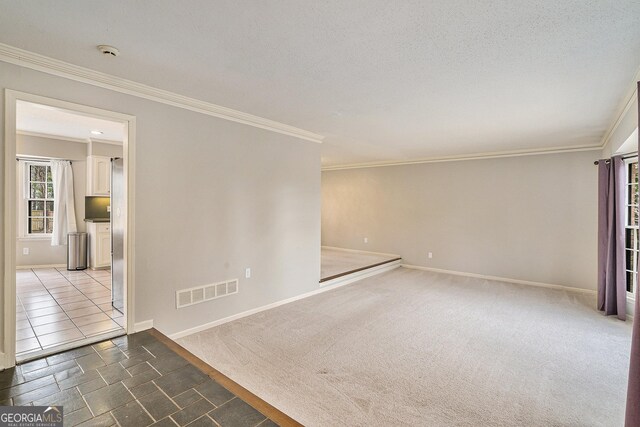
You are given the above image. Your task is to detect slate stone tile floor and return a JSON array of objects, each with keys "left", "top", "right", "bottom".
[
  {"left": 16, "top": 268, "right": 124, "bottom": 358},
  {"left": 0, "top": 330, "right": 285, "bottom": 426}
]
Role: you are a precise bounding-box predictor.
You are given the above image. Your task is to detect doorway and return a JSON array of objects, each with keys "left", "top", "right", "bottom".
[{"left": 3, "top": 90, "right": 136, "bottom": 366}]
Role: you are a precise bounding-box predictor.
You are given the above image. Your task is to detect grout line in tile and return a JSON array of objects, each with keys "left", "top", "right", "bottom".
[
  {"left": 109, "top": 409, "right": 124, "bottom": 427},
  {"left": 153, "top": 381, "right": 183, "bottom": 416},
  {"left": 146, "top": 363, "right": 162, "bottom": 379},
  {"left": 94, "top": 366, "right": 111, "bottom": 392},
  {"left": 81, "top": 393, "right": 95, "bottom": 417},
  {"left": 118, "top": 374, "right": 157, "bottom": 423},
  {"left": 136, "top": 396, "right": 157, "bottom": 423},
  {"left": 208, "top": 414, "right": 222, "bottom": 427},
  {"left": 190, "top": 388, "right": 223, "bottom": 410}
]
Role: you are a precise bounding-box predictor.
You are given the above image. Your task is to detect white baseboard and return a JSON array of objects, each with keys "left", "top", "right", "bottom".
[
  {"left": 16, "top": 263, "right": 66, "bottom": 270},
  {"left": 134, "top": 320, "right": 154, "bottom": 332},
  {"left": 402, "top": 264, "right": 597, "bottom": 295},
  {"left": 321, "top": 245, "right": 400, "bottom": 258},
  {"left": 170, "top": 262, "right": 401, "bottom": 340}
]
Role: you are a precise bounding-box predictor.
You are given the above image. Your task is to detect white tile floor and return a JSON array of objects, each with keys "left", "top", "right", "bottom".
[{"left": 16, "top": 267, "right": 125, "bottom": 357}]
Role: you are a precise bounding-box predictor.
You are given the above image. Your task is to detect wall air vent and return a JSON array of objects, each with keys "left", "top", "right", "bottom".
[
  {"left": 216, "top": 283, "right": 227, "bottom": 297},
  {"left": 227, "top": 279, "right": 238, "bottom": 293},
  {"left": 204, "top": 285, "right": 216, "bottom": 300},
  {"left": 192, "top": 288, "right": 204, "bottom": 304},
  {"left": 176, "top": 279, "right": 239, "bottom": 309},
  {"left": 177, "top": 290, "right": 191, "bottom": 308}
]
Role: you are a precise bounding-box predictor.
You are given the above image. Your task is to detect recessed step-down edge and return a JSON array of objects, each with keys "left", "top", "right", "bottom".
[{"left": 319, "top": 258, "right": 402, "bottom": 288}]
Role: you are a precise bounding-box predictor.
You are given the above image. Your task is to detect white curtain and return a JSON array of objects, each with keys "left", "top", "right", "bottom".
[{"left": 50, "top": 160, "right": 77, "bottom": 246}]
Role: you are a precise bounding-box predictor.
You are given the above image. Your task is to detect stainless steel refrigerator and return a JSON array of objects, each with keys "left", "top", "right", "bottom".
[{"left": 111, "top": 158, "right": 125, "bottom": 314}]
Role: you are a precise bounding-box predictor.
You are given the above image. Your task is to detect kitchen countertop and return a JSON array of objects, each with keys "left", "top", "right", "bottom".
[{"left": 84, "top": 218, "right": 110, "bottom": 223}]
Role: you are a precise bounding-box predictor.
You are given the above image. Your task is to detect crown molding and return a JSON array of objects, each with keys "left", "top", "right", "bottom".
[
  {"left": 321, "top": 143, "right": 602, "bottom": 171},
  {"left": 16, "top": 130, "right": 89, "bottom": 144},
  {"left": 600, "top": 66, "right": 640, "bottom": 151},
  {"left": 0, "top": 43, "right": 324, "bottom": 144}
]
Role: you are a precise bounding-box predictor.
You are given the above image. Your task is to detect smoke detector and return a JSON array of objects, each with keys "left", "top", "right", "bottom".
[{"left": 97, "top": 45, "right": 120, "bottom": 57}]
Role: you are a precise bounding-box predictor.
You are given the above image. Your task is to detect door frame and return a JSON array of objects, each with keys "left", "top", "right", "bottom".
[{"left": 3, "top": 89, "right": 136, "bottom": 368}]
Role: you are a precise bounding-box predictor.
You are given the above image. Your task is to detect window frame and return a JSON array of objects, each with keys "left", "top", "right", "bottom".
[
  {"left": 624, "top": 156, "right": 638, "bottom": 301},
  {"left": 19, "top": 160, "right": 54, "bottom": 239}
]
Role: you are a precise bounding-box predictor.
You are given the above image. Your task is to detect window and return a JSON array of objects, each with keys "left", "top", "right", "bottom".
[
  {"left": 24, "top": 162, "right": 54, "bottom": 235},
  {"left": 625, "top": 158, "right": 638, "bottom": 298}
]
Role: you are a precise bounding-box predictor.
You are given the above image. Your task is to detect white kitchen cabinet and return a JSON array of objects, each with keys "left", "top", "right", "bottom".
[
  {"left": 87, "top": 156, "right": 111, "bottom": 196},
  {"left": 87, "top": 222, "right": 111, "bottom": 269}
]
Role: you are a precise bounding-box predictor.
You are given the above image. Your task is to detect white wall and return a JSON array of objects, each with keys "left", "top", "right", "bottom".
[
  {"left": 322, "top": 150, "right": 599, "bottom": 290},
  {"left": 91, "top": 141, "right": 123, "bottom": 158},
  {"left": 0, "top": 61, "right": 321, "bottom": 357},
  {"left": 602, "top": 87, "right": 638, "bottom": 157},
  {"left": 16, "top": 134, "right": 88, "bottom": 266},
  {"left": 18, "top": 134, "right": 87, "bottom": 159}
]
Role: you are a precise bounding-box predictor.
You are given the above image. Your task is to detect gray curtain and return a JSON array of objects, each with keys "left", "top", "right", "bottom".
[
  {"left": 597, "top": 155, "right": 626, "bottom": 320},
  {"left": 625, "top": 82, "right": 640, "bottom": 427}
]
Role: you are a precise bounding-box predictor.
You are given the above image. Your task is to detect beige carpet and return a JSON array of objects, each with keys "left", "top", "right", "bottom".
[
  {"left": 178, "top": 267, "right": 632, "bottom": 426},
  {"left": 320, "top": 247, "right": 399, "bottom": 280}
]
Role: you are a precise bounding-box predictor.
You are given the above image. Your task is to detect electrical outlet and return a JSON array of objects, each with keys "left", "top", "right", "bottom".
[
  {"left": 245, "top": 268, "right": 251, "bottom": 279},
  {"left": 22, "top": 248, "right": 29, "bottom": 255},
  {"left": 364, "top": 237, "right": 368, "bottom": 243},
  {"left": 428, "top": 252, "right": 433, "bottom": 259}
]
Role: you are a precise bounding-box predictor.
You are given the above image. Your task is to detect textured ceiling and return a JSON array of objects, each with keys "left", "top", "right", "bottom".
[
  {"left": 1, "top": 1, "right": 639, "bottom": 166},
  {"left": 17, "top": 101, "right": 125, "bottom": 142}
]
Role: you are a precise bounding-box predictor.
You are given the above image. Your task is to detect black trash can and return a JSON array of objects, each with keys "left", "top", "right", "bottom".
[{"left": 67, "top": 232, "right": 87, "bottom": 270}]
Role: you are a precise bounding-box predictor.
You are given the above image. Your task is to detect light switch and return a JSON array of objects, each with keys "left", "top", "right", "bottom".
[{"left": 245, "top": 268, "right": 251, "bottom": 279}]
